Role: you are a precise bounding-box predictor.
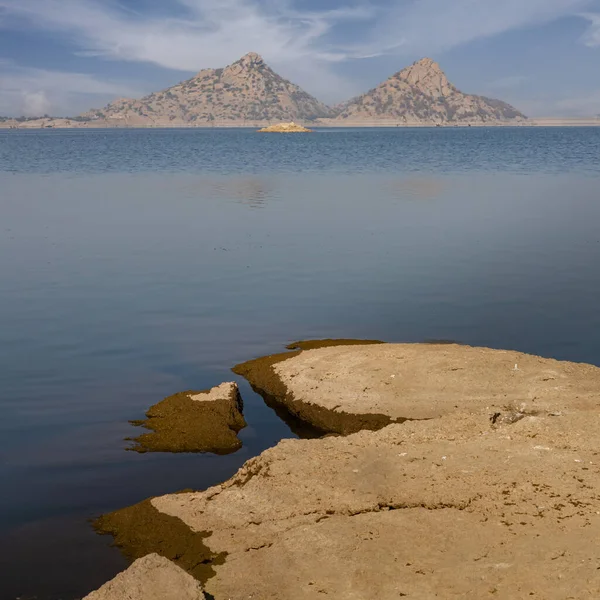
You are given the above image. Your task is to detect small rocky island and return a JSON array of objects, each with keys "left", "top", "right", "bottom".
[
  {"left": 86, "top": 341, "right": 600, "bottom": 599},
  {"left": 258, "top": 121, "right": 313, "bottom": 133}
]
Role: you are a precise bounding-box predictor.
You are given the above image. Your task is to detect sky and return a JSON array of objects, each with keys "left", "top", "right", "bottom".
[{"left": 1, "top": 0, "right": 600, "bottom": 117}]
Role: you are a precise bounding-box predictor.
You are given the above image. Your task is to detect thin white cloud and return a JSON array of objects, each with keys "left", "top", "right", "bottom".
[
  {"left": 580, "top": 12, "right": 600, "bottom": 45},
  {"left": 22, "top": 91, "right": 51, "bottom": 116},
  {"left": 1, "top": 0, "right": 593, "bottom": 67},
  {"left": 0, "top": 0, "right": 372, "bottom": 69},
  {"left": 351, "top": 0, "right": 592, "bottom": 58},
  {"left": 0, "top": 64, "right": 142, "bottom": 116}
]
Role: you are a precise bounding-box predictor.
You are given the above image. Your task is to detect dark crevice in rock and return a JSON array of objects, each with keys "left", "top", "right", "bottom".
[
  {"left": 233, "top": 339, "right": 405, "bottom": 436},
  {"left": 257, "top": 387, "right": 340, "bottom": 439},
  {"left": 346, "top": 497, "right": 480, "bottom": 517}
]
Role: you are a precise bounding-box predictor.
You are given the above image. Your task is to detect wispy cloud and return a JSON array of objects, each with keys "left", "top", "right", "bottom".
[
  {"left": 348, "top": 0, "right": 593, "bottom": 58},
  {"left": 0, "top": 62, "right": 141, "bottom": 116},
  {"left": 580, "top": 12, "right": 600, "bottom": 45},
  {"left": 0, "top": 0, "right": 372, "bottom": 69},
  {"left": 1, "top": 0, "right": 594, "bottom": 68}
]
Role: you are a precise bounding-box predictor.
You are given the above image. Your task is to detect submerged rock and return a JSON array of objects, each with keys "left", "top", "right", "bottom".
[
  {"left": 95, "top": 344, "right": 600, "bottom": 598},
  {"left": 129, "top": 382, "right": 246, "bottom": 454},
  {"left": 258, "top": 121, "right": 313, "bottom": 132},
  {"left": 83, "top": 553, "right": 206, "bottom": 600}
]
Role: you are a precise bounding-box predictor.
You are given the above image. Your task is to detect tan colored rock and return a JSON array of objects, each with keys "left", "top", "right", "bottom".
[
  {"left": 81, "top": 53, "right": 334, "bottom": 126},
  {"left": 234, "top": 342, "right": 600, "bottom": 433},
  {"left": 83, "top": 553, "right": 205, "bottom": 600},
  {"left": 336, "top": 57, "right": 526, "bottom": 124},
  {"left": 129, "top": 382, "right": 246, "bottom": 454},
  {"left": 97, "top": 344, "right": 600, "bottom": 599},
  {"left": 258, "top": 121, "right": 313, "bottom": 132}
]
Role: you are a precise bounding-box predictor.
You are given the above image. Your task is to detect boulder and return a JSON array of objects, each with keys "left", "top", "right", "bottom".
[{"left": 83, "top": 554, "right": 205, "bottom": 600}]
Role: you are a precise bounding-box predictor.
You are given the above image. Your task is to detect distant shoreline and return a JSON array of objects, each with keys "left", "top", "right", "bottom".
[{"left": 2, "top": 117, "right": 600, "bottom": 130}]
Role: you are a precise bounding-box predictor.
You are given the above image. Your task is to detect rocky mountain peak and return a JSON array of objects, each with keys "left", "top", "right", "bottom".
[
  {"left": 412, "top": 57, "right": 442, "bottom": 70},
  {"left": 85, "top": 52, "right": 335, "bottom": 125},
  {"left": 396, "top": 57, "right": 455, "bottom": 98},
  {"left": 80, "top": 53, "right": 524, "bottom": 127},
  {"left": 223, "top": 52, "right": 269, "bottom": 79},
  {"left": 236, "top": 52, "right": 266, "bottom": 69},
  {"left": 335, "top": 56, "right": 526, "bottom": 124}
]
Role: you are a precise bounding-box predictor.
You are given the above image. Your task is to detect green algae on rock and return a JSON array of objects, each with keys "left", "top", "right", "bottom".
[
  {"left": 285, "top": 339, "right": 384, "bottom": 351},
  {"left": 232, "top": 339, "right": 600, "bottom": 437},
  {"left": 232, "top": 339, "right": 389, "bottom": 435},
  {"left": 94, "top": 497, "right": 226, "bottom": 585},
  {"left": 128, "top": 382, "right": 246, "bottom": 454}
]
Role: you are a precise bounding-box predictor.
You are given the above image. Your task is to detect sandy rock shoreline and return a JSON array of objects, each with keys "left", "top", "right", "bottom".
[
  {"left": 90, "top": 341, "right": 600, "bottom": 599},
  {"left": 234, "top": 340, "right": 600, "bottom": 434}
]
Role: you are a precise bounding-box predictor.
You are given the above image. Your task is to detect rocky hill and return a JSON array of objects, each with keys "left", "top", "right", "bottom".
[
  {"left": 83, "top": 53, "right": 335, "bottom": 126},
  {"left": 335, "top": 58, "right": 526, "bottom": 124},
  {"left": 1, "top": 55, "right": 529, "bottom": 129}
]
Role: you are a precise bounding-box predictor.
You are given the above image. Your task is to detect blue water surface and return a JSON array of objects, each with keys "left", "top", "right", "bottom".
[{"left": 0, "top": 127, "right": 599, "bottom": 599}]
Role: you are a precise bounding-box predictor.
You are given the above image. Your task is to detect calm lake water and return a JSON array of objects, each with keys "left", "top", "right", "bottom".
[{"left": 1, "top": 127, "right": 600, "bottom": 599}]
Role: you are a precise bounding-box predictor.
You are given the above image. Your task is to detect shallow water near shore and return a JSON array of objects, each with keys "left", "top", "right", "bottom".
[{"left": 1, "top": 127, "right": 600, "bottom": 599}]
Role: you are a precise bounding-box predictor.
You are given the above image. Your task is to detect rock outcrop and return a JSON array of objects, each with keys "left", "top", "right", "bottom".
[
  {"left": 258, "top": 121, "right": 313, "bottom": 132},
  {"left": 234, "top": 342, "right": 600, "bottom": 433},
  {"left": 335, "top": 57, "right": 526, "bottom": 124},
  {"left": 83, "top": 554, "right": 205, "bottom": 600},
  {"left": 128, "top": 382, "right": 246, "bottom": 454},
  {"left": 96, "top": 343, "right": 600, "bottom": 599},
  {"left": 82, "top": 53, "right": 335, "bottom": 126}
]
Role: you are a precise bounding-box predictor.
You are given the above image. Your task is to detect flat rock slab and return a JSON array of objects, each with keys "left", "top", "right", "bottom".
[
  {"left": 95, "top": 345, "right": 600, "bottom": 598},
  {"left": 234, "top": 342, "right": 600, "bottom": 433},
  {"left": 103, "top": 401, "right": 600, "bottom": 598},
  {"left": 83, "top": 553, "right": 205, "bottom": 600},
  {"left": 129, "top": 382, "right": 246, "bottom": 454}
]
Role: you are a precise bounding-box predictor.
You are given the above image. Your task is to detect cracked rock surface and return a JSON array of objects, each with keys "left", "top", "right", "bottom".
[{"left": 98, "top": 344, "right": 600, "bottom": 599}]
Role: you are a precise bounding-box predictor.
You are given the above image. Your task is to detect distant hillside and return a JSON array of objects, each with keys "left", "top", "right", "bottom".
[
  {"left": 335, "top": 58, "right": 526, "bottom": 124},
  {"left": 82, "top": 53, "right": 336, "bottom": 126},
  {"left": 1, "top": 55, "right": 529, "bottom": 129}
]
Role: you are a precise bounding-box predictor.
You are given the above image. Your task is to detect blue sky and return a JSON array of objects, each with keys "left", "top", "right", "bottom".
[{"left": 1, "top": 0, "right": 600, "bottom": 117}]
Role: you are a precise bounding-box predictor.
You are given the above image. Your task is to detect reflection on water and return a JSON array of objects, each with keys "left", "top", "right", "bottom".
[
  {"left": 204, "top": 176, "right": 276, "bottom": 208},
  {"left": 384, "top": 176, "right": 448, "bottom": 201}
]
